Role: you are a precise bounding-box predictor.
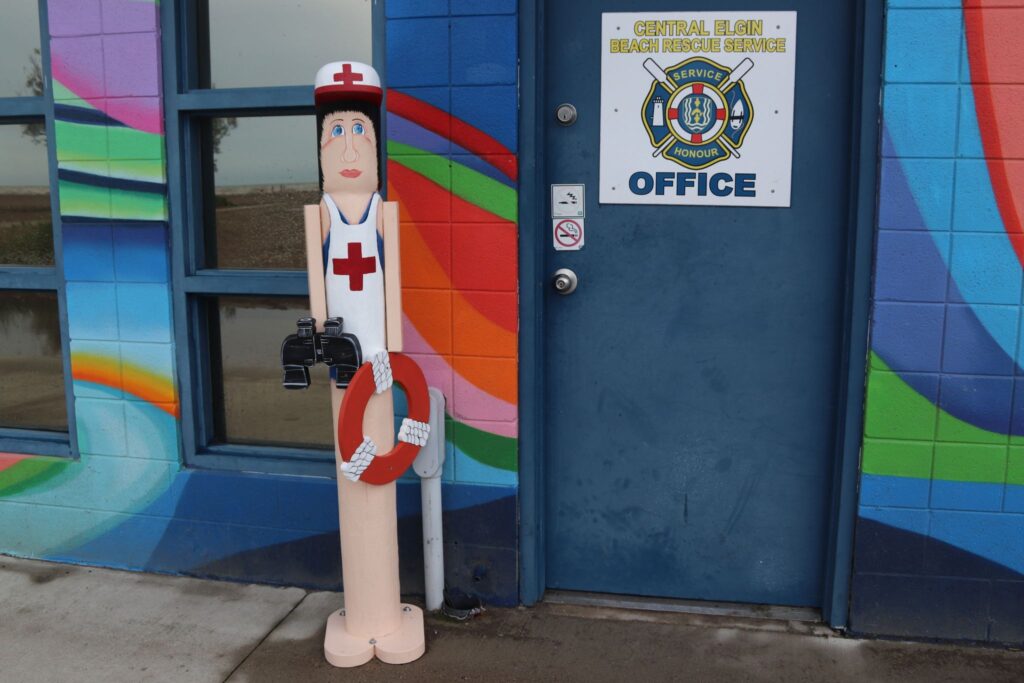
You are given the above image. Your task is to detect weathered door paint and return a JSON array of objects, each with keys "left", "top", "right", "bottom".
[{"left": 544, "top": 0, "right": 858, "bottom": 606}]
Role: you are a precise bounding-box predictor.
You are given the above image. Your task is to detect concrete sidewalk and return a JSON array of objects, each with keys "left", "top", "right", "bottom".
[{"left": 2, "top": 556, "right": 1022, "bottom": 683}]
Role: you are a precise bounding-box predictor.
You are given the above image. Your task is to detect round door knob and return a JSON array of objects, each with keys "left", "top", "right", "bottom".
[
  {"left": 555, "top": 103, "right": 577, "bottom": 126},
  {"left": 552, "top": 268, "right": 578, "bottom": 295}
]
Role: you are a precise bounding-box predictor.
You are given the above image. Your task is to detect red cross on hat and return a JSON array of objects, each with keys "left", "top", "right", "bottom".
[{"left": 315, "top": 61, "right": 382, "bottom": 105}]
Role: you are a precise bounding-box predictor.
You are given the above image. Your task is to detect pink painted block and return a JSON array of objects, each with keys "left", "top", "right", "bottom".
[
  {"left": 101, "top": 0, "right": 158, "bottom": 34},
  {"left": 104, "top": 96, "right": 164, "bottom": 135},
  {"left": 51, "top": 36, "right": 105, "bottom": 99},
  {"left": 103, "top": 32, "right": 161, "bottom": 97},
  {"left": 49, "top": 0, "right": 102, "bottom": 37}
]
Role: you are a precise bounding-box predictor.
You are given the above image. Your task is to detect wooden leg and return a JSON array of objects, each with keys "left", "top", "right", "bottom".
[{"left": 324, "top": 383, "right": 425, "bottom": 667}]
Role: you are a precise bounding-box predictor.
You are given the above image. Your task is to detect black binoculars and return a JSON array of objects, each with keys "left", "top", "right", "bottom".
[{"left": 281, "top": 317, "right": 362, "bottom": 389}]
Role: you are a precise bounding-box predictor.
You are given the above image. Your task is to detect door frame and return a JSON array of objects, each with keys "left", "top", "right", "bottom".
[{"left": 517, "top": 0, "right": 885, "bottom": 629}]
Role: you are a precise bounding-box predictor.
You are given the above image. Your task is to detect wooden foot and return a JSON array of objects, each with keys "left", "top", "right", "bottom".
[
  {"left": 373, "top": 604, "right": 425, "bottom": 665},
  {"left": 323, "top": 609, "right": 375, "bottom": 668}
]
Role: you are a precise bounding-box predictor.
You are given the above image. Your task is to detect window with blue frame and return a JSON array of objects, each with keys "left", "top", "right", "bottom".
[
  {"left": 0, "top": 0, "right": 73, "bottom": 456},
  {"left": 164, "top": 0, "right": 376, "bottom": 472}
]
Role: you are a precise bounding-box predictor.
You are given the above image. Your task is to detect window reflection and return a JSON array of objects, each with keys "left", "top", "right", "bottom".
[
  {"left": 202, "top": 115, "right": 319, "bottom": 270},
  {"left": 0, "top": 125, "right": 53, "bottom": 267},
  {"left": 0, "top": 0, "right": 42, "bottom": 97},
  {"left": 0, "top": 291, "right": 67, "bottom": 432},
  {"left": 199, "top": 0, "right": 372, "bottom": 89},
  {"left": 209, "top": 295, "right": 333, "bottom": 449}
]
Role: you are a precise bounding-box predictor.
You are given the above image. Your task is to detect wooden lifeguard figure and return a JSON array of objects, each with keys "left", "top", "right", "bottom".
[{"left": 281, "top": 61, "right": 429, "bottom": 666}]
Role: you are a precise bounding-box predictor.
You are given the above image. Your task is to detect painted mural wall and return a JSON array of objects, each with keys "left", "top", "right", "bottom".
[
  {"left": 0, "top": 0, "right": 520, "bottom": 606},
  {"left": 850, "top": 0, "right": 1024, "bottom": 644}
]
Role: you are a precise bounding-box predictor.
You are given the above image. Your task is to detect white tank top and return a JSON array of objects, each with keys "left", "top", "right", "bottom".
[{"left": 323, "top": 192, "right": 386, "bottom": 358}]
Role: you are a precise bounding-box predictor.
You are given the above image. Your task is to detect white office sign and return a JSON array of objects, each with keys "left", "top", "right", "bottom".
[{"left": 599, "top": 12, "right": 797, "bottom": 207}]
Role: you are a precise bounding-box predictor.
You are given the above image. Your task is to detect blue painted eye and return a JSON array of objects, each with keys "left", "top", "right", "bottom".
[
  {"left": 353, "top": 122, "right": 365, "bottom": 135},
  {"left": 331, "top": 124, "right": 344, "bottom": 138}
]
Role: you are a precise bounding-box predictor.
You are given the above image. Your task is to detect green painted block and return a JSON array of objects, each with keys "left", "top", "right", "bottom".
[
  {"left": 863, "top": 369, "right": 937, "bottom": 441},
  {"left": 110, "top": 187, "right": 168, "bottom": 221},
  {"left": 862, "top": 438, "right": 933, "bottom": 479},
  {"left": 108, "top": 126, "right": 165, "bottom": 161},
  {"left": 1008, "top": 446, "right": 1024, "bottom": 487},
  {"left": 389, "top": 149, "right": 451, "bottom": 190},
  {"left": 55, "top": 120, "right": 108, "bottom": 161},
  {"left": 452, "top": 420, "right": 517, "bottom": 472},
  {"left": 108, "top": 158, "right": 167, "bottom": 185},
  {"left": 59, "top": 179, "right": 111, "bottom": 219},
  {"left": 936, "top": 408, "right": 1008, "bottom": 444},
  {"left": 933, "top": 442, "right": 1007, "bottom": 483},
  {"left": 451, "top": 160, "right": 518, "bottom": 222}
]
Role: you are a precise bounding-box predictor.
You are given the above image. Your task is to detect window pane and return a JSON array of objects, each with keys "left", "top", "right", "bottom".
[
  {"left": 201, "top": 0, "right": 372, "bottom": 89},
  {"left": 0, "top": 124, "right": 53, "bottom": 266},
  {"left": 0, "top": 0, "right": 42, "bottom": 96},
  {"left": 0, "top": 291, "right": 67, "bottom": 432},
  {"left": 202, "top": 115, "right": 319, "bottom": 270},
  {"left": 209, "top": 295, "right": 333, "bottom": 449}
]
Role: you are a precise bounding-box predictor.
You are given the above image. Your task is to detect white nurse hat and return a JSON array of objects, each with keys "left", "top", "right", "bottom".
[{"left": 314, "top": 61, "right": 383, "bottom": 105}]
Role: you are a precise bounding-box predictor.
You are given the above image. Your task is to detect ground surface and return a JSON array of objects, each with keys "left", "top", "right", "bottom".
[{"left": 1, "top": 555, "right": 1022, "bottom": 682}]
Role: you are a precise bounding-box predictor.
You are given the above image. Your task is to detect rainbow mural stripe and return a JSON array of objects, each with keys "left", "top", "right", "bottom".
[
  {"left": 0, "top": 0, "right": 521, "bottom": 606},
  {"left": 850, "top": 2, "right": 1024, "bottom": 643}
]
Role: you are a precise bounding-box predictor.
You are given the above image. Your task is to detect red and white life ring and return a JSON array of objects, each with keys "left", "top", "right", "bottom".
[
  {"left": 667, "top": 82, "right": 727, "bottom": 144},
  {"left": 337, "top": 352, "right": 430, "bottom": 485}
]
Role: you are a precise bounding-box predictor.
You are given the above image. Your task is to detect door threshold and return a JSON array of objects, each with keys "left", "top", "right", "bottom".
[{"left": 544, "top": 590, "right": 821, "bottom": 623}]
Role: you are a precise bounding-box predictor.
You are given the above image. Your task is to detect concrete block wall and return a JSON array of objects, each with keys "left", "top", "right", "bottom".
[{"left": 850, "top": 0, "right": 1024, "bottom": 644}]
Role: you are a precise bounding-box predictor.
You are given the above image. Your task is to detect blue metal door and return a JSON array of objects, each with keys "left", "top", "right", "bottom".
[{"left": 544, "top": 1, "right": 858, "bottom": 606}]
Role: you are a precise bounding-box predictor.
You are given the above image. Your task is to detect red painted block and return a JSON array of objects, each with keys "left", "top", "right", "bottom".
[{"left": 452, "top": 222, "right": 517, "bottom": 291}]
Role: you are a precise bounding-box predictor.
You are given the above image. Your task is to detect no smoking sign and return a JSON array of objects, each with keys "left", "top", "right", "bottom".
[{"left": 553, "top": 218, "right": 585, "bottom": 251}]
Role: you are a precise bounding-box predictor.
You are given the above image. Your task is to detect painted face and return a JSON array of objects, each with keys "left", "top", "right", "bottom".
[{"left": 319, "top": 111, "right": 378, "bottom": 195}]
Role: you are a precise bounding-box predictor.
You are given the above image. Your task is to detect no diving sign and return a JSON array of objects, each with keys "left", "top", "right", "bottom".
[{"left": 553, "top": 218, "right": 585, "bottom": 251}]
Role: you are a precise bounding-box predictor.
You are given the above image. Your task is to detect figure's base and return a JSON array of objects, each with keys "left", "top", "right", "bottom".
[{"left": 323, "top": 604, "right": 425, "bottom": 668}]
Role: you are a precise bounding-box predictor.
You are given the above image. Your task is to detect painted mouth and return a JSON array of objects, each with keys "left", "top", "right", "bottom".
[{"left": 340, "top": 169, "right": 362, "bottom": 178}]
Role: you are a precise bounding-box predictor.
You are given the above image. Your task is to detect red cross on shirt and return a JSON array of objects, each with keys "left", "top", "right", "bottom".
[
  {"left": 333, "top": 242, "right": 377, "bottom": 292},
  {"left": 333, "top": 64, "right": 364, "bottom": 86}
]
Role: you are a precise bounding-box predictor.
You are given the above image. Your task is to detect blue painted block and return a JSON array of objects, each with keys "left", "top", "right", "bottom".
[
  {"left": 452, "top": 85, "right": 517, "bottom": 151},
  {"left": 853, "top": 511, "right": 928, "bottom": 574},
  {"left": 859, "top": 473, "right": 930, "bottom": 508},
  {"left": 454, "top": 447, "right": 516, "bottom": 486},
  {"left": 123, "top": 399, "right": 180, "bottom": 462},
  {"left": 883, "top": 85, "right": 958, "bottom": 157},
  {"left": 1005, "top": 483, "right": 1024, "bottom": 513},
  {"left": 116, "top": 283, "right": 172, "bottom": 343},
  {"left": 930, "top": 509, "right": 1024, "bottom": 576},
  {"left": 931, "top": 480, "right": 1004, "bottom": 512},
  {"left": 63, "top": 224, "right": 115, "bottom": 281},
  {"left": 942, "top": 304, "right": 1018, "bottom": 376},
  {"left": 958, "top": 86, "right": 985, "bottom": 158},
  {"left": 874, "top": 230, "right": 949, "bottom": 302},
  {"left": 889, "top": 0, "right": 960, "bottom": 6},
  {"left": 120, "top": 341, "right": 174, "bottom": 379},
  {"left": 386, "top": 0, "right": 448, "bottom": 18},
  {"left": 871, "top": 302, "right": 944, "bottom": 372},
  {"left": 451, "top": 15, "right": 516, "bottom": 85},
  {"left": 75, "top": 397, "right": 128, "bottom": 456},
  {"left": 66, "top": 282, "right": 119, "bottom": 341},
  {"left": 939, "top": 374, "right": 1012, "bottom": 437},
  {"left": 113, "top": 225, "right": 169, "bottom": 283},
  {"left": 452, "top": 0, "right": 516, "bottom": 15},
  {"left": 850, "top": 573, "right": 991, "bottom": 641},
  {"left": 387, "top": 19, "right": 450, "bottom": 87},
  {"left": 878, "top": 158, "right": 954, "bottom": 231},
  {"left": 949, "top": 233, "right": 1023, "bottom": 304},
  {"left": 953, "top": 160, "right": 1004, "bottom": 231},
  {"left": 885, "top": 9, "right": 961, "bottom": 84},
  {"left": 990, "top": 581, "right": 1024, "bottom": 644}
]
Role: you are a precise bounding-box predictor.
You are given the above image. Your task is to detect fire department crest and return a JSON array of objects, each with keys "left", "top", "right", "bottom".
[{"left": 641, "top": 56, "right": 754, "bottom": 171}]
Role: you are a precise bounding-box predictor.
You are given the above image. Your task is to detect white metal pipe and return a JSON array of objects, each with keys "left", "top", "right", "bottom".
[{"left": 414, "top": 388, "right": 446, "bottom": 612}]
